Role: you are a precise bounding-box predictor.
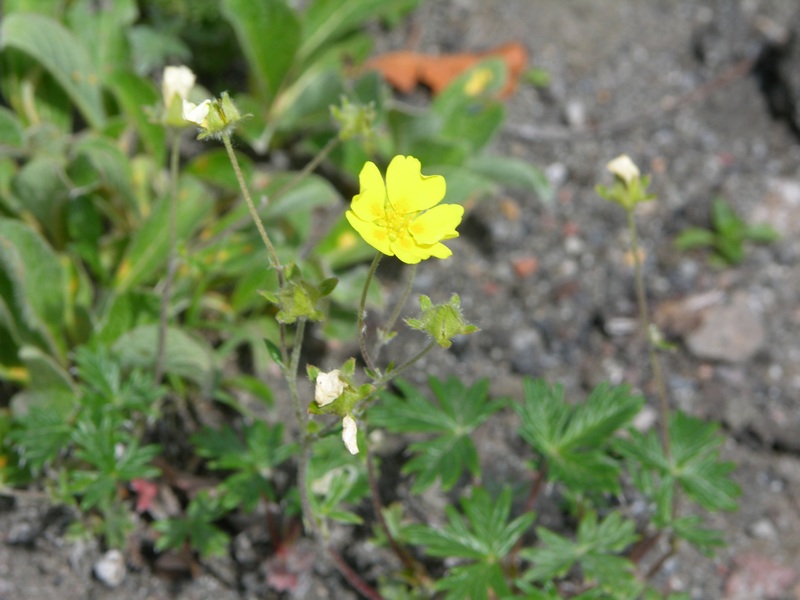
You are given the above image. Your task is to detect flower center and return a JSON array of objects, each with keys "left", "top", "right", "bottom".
[{"left": 382, "top": 207, "right": 414, "bottom": 242}]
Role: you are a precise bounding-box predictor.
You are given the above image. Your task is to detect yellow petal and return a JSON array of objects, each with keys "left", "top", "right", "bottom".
[
  {"left": 346, "top": 211, "right": 394, "bottom": 257},
  {"left": 391, "top": 237, "right": 427, "bottom": 264},
  {"left": 385, "top": 155, "right": 446, "bottom": 213},
  {"left": 350, "top": 161, "right": 387, "bottom": 222},
  {"left": 425, "top": 242, "right": 453, "bottom": 259},
  {"left": 408, "top": 204, "right": 463, "bottom": 244}
]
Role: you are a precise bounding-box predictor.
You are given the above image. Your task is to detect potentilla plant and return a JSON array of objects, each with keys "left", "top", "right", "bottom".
[{"left": 167, "top": 74, "right": 739, "bottom": 598}]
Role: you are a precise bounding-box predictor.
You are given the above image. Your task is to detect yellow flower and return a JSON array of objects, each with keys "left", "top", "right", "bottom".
[{"left": 346, "top": 156, "right": 463, "bottom": 264}]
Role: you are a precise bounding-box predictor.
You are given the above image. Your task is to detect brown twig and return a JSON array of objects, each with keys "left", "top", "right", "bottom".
[{"left": 327, "top": 546, "right": 384, "bottom": 600}]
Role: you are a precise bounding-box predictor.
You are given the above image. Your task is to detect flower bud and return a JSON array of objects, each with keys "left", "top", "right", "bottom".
[{"left": 606, "top": 154, "right": 640, "bottom": 186}]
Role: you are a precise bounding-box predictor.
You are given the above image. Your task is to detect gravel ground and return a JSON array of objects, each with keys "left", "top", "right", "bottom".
[{"left": 3, "top": 1, "right": 800, "bottom": 598}]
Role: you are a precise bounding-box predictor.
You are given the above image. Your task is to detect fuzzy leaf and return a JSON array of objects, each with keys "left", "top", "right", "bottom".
[{"left": 0, "top": 13, "right": 105, "bottom": 128}]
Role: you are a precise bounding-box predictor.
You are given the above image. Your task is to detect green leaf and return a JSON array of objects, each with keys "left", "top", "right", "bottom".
[
  {"left": 9, "top": 407, "right": 72, "bottom": 475},
  {"left": 104, "top": 70, "right": 166, "bottom": 165},
  {"left": 11, "top": 157, "right": 70, "bottom": 247},
  {"left": 407, "top": 487, "right": 534, "bottom": 600},
  {"left": 307, "top": 435, "right": 368, "bottom": 523},
  {"left": 710, "top": 198, "right": 743, "bottom": 237},
  {"left": 66, "top": 0, "right": 137, "bottom": 75},
  {"left": 113, "top": 174, "right": 213, "bottom": 292},
  {"left": 0, "top": 217, "right": 67, "bottom": 360},
  {"left": 744, "top": 223, "right": 780, "bottom": 243},
  {"left": 371, "top": 377, "right": 504, "bottom": 492},
  {"left": 674, "top": 227, "right": 715, "bottom": 251},
  {"left": 112, "top": 325, "right": 216, "bottom": 390},
  {"left": 515, "top": 379, "right": 643, "bottom": 494},
  {"left": 153, "top": 491, "right": 230, "bottom": 557},
  {"left": 0, "top": 107, "right": 25, "bottom": 150},
  {"left": 615, "top": 411, "right": 740, "bottom": 513},
  {"left": 73, "top": 135, "right": 137, "bottom": 210},
  {"left": 522, "top": 510, "right": 638, "bottom": 592},
  {"left": 466, "top": 156, "right": 554, "bottom": 204},
  {"left": 0, "top": 13, "right": 105, "bottom": 128},
  {"left": 221, "top": 0, "right": 301, "bottom": 104}
]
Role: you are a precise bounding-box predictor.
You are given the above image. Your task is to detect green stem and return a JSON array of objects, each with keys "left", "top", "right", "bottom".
[
  {"left": 357, "top": 254, "right": 382, "bottom": 374},
  {"left": 375, "top": 264, "right": 417, "bottom": 362},
  {"left": 273, "top": 136, "right": 340, "bottom": 199},
  {"left": 221, "top": 132, "right": 282, "bottom": 279},
  {"left": 367, "top": 340, "right": 437, "bottom": 401},
  {"left": 286, "top": 318, "right": 307, "bottom": 430},
  {"left": 155, "top": 131, "right": 181, "bottom": 384},
  {"left": 627, "top": 210, "right": 671, "bottom": 459}
]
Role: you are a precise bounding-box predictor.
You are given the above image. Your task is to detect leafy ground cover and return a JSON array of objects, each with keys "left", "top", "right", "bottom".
[{"left": 1, "top": 1, "right": 800, "bottom": 599}]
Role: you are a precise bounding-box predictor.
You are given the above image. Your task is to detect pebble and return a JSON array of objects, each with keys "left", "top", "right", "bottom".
[
  {"left": 686, "top": 292, "right": 765, "bottom": 363},
  {"left": 7, "top": 521, "right": 36, "bottom": 546},
  {"left": 747, "top": 518, "right": 777, "bottom": 540},
  {"left": 94, "top": 549, "right": 126, "bottom": 588}
]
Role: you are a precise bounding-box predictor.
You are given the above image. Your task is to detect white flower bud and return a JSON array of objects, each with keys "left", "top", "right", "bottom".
[
  {"left": 314, "top": 370, "right": 345, "bottom": 406},
  {"left": 162, "top": 65, "right": 196, "bottom": 107},
  {"left": 182, "top": 99, "right": 211, "bottom": 129},
  {"left": 606, "top": 154, "right": 640, "bottom": 186},
  {"left": 342, "top": 415, "right": 359, "bottom": 455}
]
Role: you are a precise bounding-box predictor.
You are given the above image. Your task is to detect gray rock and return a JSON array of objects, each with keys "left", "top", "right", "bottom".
[
  {"left": 93, "top": 549, "right": 126, "bottom": 588},
  {"left": 686, "top": 292, "right": 765, "bottom": 362}
]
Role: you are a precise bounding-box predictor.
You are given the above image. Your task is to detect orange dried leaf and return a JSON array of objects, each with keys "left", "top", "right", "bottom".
[{"left": 365, "top": 42, "right": 528, "bottom": 98}]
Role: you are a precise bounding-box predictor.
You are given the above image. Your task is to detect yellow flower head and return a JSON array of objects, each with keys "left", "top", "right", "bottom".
[{"left": 346, "top": 156, "right": 463, "bottom": 264}]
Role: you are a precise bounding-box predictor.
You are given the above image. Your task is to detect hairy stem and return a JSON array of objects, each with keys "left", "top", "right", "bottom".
[
  {"left": 155, "top": 132, "right": 181, "bottom": 384},
  {"left": 627, "top": 210, "right": 671, "bottom": 459},
  {"left": 274, "top": 136, "right": 340, "bottom": 199},
  {"left": 357, "top": 254, "right": 382, "bottom": 374},
  {"left": 375, "top": 264, "right": 417, "bottom": 363},
  {"left": 221, "top": 132, "right": 282, "bottom": 279}
]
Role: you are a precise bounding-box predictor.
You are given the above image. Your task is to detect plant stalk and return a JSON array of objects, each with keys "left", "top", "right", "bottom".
[
  {"left": 627, "top": 210, "right": 671, "bottom": 459},
  {"left": 155, "top": 131, "right": 182, "bottom": 384}
]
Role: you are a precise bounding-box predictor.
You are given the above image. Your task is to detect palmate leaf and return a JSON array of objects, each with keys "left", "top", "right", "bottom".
[
  {"left": 371, "top": 377, "right": 504, "bottom": 492},
  {"left": 192, "top": 422, "right": 296, "bottom": 511},
  {"left": 515, "top": 378, "right": 643, "bottom": 494},
  {"left": 522, "top": 510, "right": 638, "bottom": 593},
  {"left": 615, "top": 410, "right": 740, "bottom": 513},
  {"left": 406, "top": 487, "right": 535, "bottom": 600}
]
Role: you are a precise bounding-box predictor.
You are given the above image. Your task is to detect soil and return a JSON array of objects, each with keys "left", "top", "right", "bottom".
[{"left": 3, "top": 1, "right": 800, "bottom": 599}]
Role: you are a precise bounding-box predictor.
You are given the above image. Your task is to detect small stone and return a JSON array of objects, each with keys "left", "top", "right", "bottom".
[
  {"left": 94, "top": 549, "right": 126, "bottom": 588},
  {"left": 686, "top": 292, "right": 765, "bottom": 363},
  {"left": 724, "top": 553, "right": 797, "bottom": 600},
  {"left": 748, "top": 518, "right": 777, "bottom": 540},
  {"left": 7, "top": 521, "right": 36, "bottom": 546}
]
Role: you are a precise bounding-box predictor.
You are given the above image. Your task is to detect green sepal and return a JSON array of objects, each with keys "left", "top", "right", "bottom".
[
  {"left": 260, "top": 269, "right": 336, "bottom": 324},
  {"left": 595, "top": 174, "right": 656, "bottom": 212},
  {"left": 406, "top": 294, "right": 479, "bottom": 348}
]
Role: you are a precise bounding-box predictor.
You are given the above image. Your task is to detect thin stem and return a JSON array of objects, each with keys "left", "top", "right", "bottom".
[
  {"left": 221, "top": 132, "right": 282, "bottom": 279},
  {"left": 368, "top": 340, "right": 437, "bottom": 399},
  {"left": 327, "top": 547, "right": 384, "bottom": 600},
  {"left": 627, "top": 210, "right": 671, "bottom": 459},
  {"left": 192, "top": 136, "right": 341, "bottom": 254},
  {"left": 274, "top": 136, "right": 340, "bottom": 199},
  {"left": 357, "top": 254, "right": 382, "bottom": 374},
  {"left": 375, "top": 264, "right": 417, "bottom": 363},
  {"left": 508, "top": 463, "right": 547, "bottom": 568},
  {"left": 365, "top": 443, "right": 429, "bottom": 583},
  {"left": 155, "top": 132, "right": 182, "bottom": 384},
  {"left": 286, "top": 319, "right": 307, "bottom": 431}
]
